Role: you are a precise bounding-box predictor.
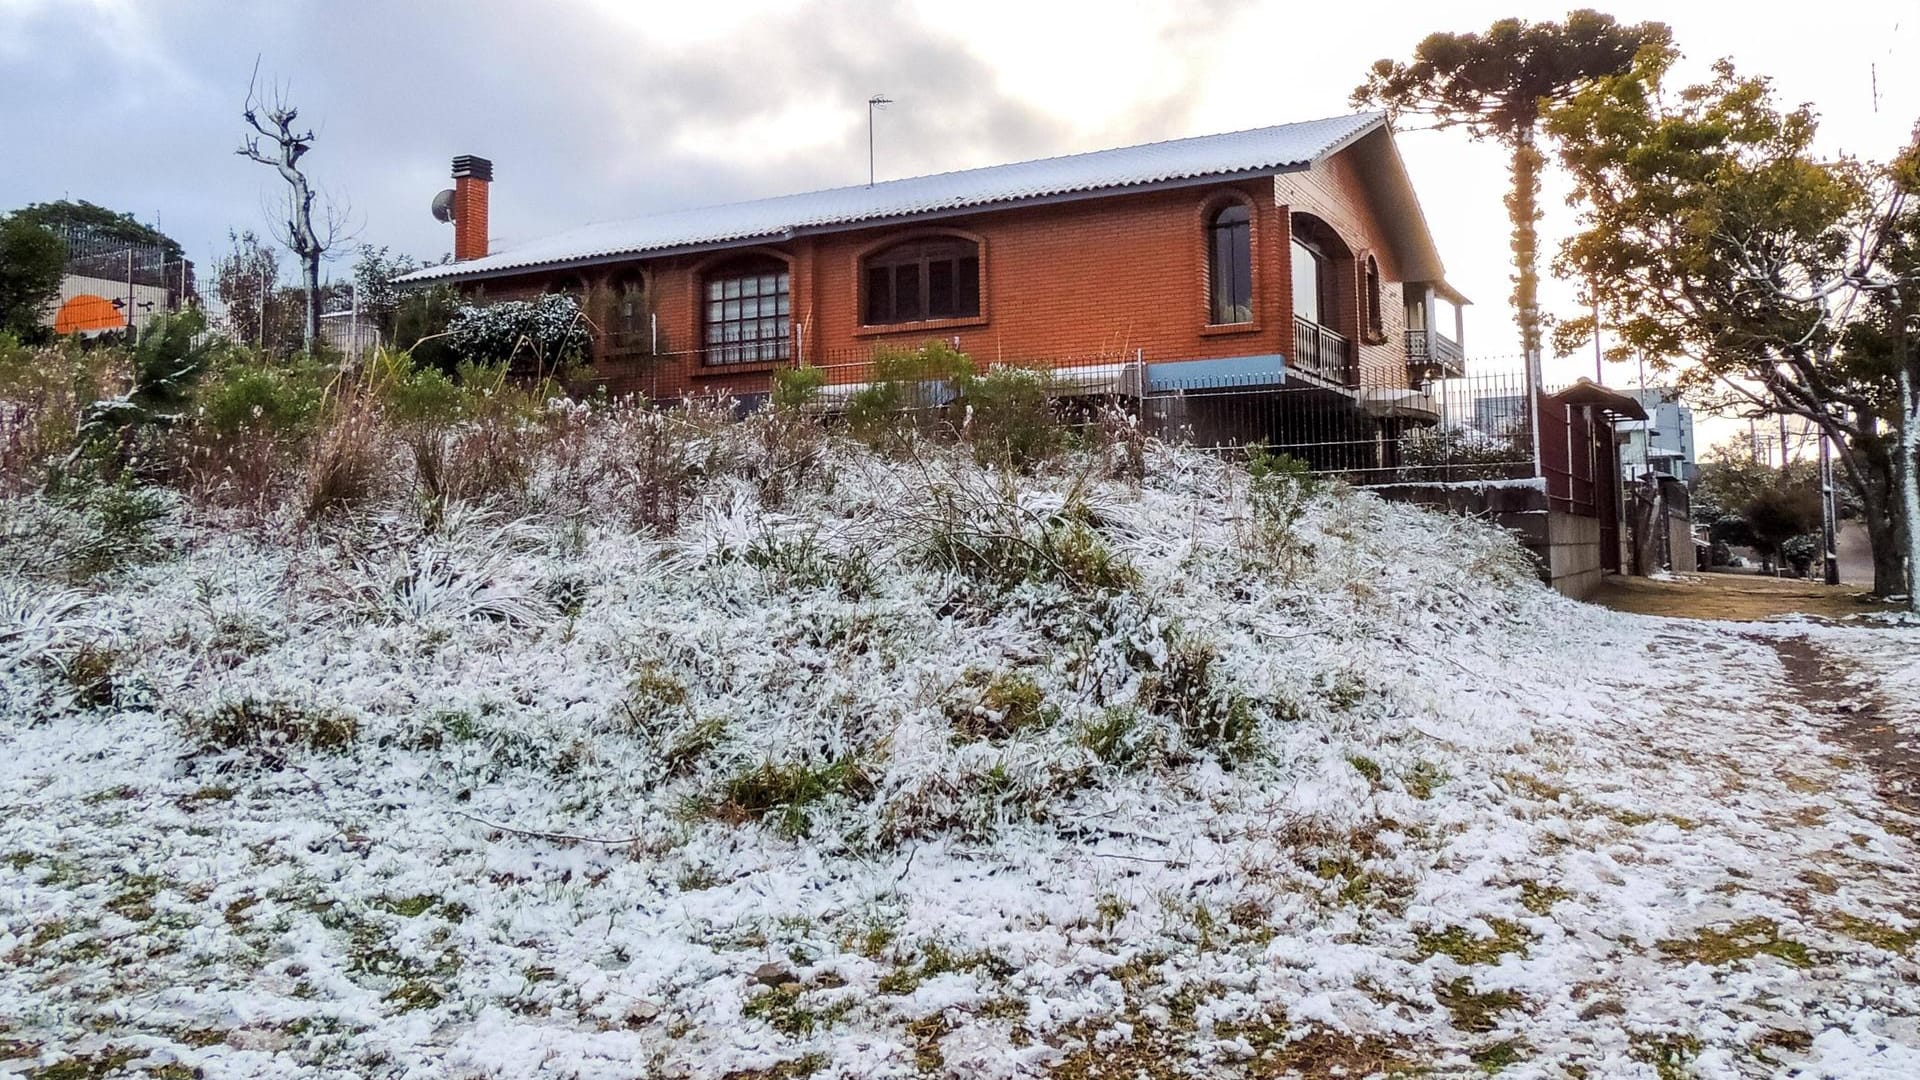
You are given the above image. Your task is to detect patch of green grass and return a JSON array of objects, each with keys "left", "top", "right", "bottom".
[
  {"left": 741, "top": 983, "right": 850, "bottom": 1037},
  {"left": 1656, "top": 918, "right": 1812, "bottom": 968},
  {"left": 23, "top": 1048, "right": 138, "bottom": 1079},
  {"left": 723, "top": 1053, "right": 828, "bottom": 1080},
  {"left": 1630, "top": 1033, "right": 1702, "bottom": 1080},
  {"left": 5, "top": 851, "right": 33, "bottom": 871},
  {"left": 1518, "top": 881, "right": 1572, "bottom": 916},
  {"left": 877, "top": 942, "right": 1013, "bottom": 995},
  {"left": 179, "top": 784, "right": 238, "bottom": 805},
  {"left": 946, "top": 670, "right": 1058, "bottom": 744},
  {"left": 1416, "top": 919, "right": 1531, "bottom": 965},
  {"left": 715, "top": 757, "right": 873, "bottom": 839},
  {"left": 187, "top": 697, "right": 358, "bottom": 754},
  {"left": 1470, "top": 1039, "right": 1528, "bottom": 1072},
  {"left": 1500, "top": 771, "right": 1568, "bottom": 802},
  {"left": 383, "top": 980, "right": 443, "bottom": 1012},
  {"left": 1823, "top": 912, "right": 1919, "bottom": 954},
  {"left": 1078, "top": 707, "right": 1147, "bottom": 769},
  {"left": 1347, "top": 755, "right": 1383, "bottom": 787},
  {"left": 378, "top": 894, "right": 441, "bottom": 918},
  {"left": 1404, "top": 761, "right": 1447, "bottom": 800},
  {"left": 1436, "top": 977, "right": 1525, "bottom": 1034},
  {"left": 104, "top": 873, "right": 165, "bottom": 922}
]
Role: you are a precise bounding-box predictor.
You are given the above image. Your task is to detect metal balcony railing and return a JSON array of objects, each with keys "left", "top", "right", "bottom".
[{"left": 1404, "top": 329, "right": 1463, "bottom": 369}]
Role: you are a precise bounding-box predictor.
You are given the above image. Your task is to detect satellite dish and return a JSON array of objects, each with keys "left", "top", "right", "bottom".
[{"left": 431, "top": 189, "right": 456, "bottom": 223}]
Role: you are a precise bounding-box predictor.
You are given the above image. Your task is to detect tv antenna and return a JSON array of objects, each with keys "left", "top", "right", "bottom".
[{"left": 868, "top": 94, "right": 893, "bottom": 187}]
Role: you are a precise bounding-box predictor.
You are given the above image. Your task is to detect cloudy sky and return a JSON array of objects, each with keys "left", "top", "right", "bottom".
[{"left": 2, "top": 0, "right": 1914, "bottom": 399}]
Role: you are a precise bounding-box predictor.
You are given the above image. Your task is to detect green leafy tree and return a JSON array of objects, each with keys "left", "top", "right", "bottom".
[
  {"left": 1353, "top": 9, "right": 1670, "bottom": 370},
  {"left": 11, "top": 199, "right": 185, "bottom": 263},
  {"left": 352, "top": 244, "right": 418, "bottom": 339},
  {"left": 1549, "top": 52, "right": 1920, "bottom": 600},
  {"left": 0, "top": 215, "right": 66, "bottom": 338}
]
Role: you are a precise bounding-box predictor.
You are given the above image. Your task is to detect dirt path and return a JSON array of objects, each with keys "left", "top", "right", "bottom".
[
  {"left": 1765, "top": 634, "right": 1920, "bottom": 815},
  {"left": 1591, "top": 571, "right": 1890, "bottom": 621}
]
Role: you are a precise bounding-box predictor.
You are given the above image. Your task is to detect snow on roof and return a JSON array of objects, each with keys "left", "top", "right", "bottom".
[{"left": 401, "top": 113, "right": 1387, "bottom": 284}]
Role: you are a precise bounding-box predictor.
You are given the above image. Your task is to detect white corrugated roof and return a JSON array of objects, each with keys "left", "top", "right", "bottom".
[{"left": 401, "top": 113, "right": 1386, "bottom": 283}]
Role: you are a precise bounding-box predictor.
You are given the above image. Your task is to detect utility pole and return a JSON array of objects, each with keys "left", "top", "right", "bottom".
[
  {"left": 1819, "top": 430, "right": 1840, "bottom": 585},
  {"left": 867, "top": 94, "right": 893, "bottom": 188},
  {"left": 1592, "top": 296, "right": 1603, "bottom": 384}
]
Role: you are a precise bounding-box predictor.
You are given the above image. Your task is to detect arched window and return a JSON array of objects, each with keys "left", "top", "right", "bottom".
[
  {"left": 613, "top": 270, "right": 648, "bottom": 339},
  {"left": 863, "top": 237, "right": 980, "bottom": 325},
  {"left": 1208, "top": 203, "right": 1252, "bottom": 325},
  {"left": 1363, "top": 255, "right": 1383, "bottom": 340},
  {"left": 703, "top": 255, "right": 789, "bottom": 364}
]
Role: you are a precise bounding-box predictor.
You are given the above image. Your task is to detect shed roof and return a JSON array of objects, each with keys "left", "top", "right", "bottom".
[{"left": 400, "top": 112, "right": 1455, "bottom": 289}]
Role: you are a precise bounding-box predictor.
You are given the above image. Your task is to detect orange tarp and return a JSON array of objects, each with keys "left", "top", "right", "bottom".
[{"left": 54, "top": 294, "right": 126, "bottom": 334}]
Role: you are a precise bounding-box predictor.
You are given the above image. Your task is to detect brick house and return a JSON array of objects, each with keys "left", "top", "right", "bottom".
[{"left": 400, "top": 113, "right": 1467, "bottom": 407}]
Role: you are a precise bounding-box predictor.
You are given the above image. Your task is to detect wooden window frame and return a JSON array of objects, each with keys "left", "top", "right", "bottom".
[
  {"left": 1207, "top": 202, "right": 1254, "bottom": 327},
  {"left": 701, "top": 255, "right": 791, "bottom": 366},
  {"left": 858, "top": 236, "right": 984, "bottom": 330},
  {"left": 1362, "top": 254, "right": 1385, "bottom": 344}
]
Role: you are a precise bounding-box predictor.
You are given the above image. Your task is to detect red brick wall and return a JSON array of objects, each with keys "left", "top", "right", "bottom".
[
  {"left": 453, "top": 177, "right": 490, "bottom": 262},
  {"left": 471, "top": 146, "right": 1421, "bottom": 398}
]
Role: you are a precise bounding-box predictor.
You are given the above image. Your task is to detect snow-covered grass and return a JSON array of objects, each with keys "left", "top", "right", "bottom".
[{"left": 2, "top": 415, "right": 1917, "bottom": 1079}]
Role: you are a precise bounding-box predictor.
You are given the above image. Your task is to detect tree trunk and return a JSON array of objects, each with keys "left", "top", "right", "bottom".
[
  {"left": 1900, "top": 364, "right": 1920, "bottom": 608},
  {"left": 304, "top": 252, "right": 321, "bottom": 351},
  {"left": 1504, "top": 132, "right": 1544, "bottom": 362}
]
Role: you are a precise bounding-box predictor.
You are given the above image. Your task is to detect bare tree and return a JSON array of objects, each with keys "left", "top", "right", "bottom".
[{"left": 237, "top": 61, "right": 350, "bottom": 350}]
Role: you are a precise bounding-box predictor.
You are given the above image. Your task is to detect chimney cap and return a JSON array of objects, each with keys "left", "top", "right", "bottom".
[{"left": 452, "top": 155, "right": 494, "bottom": 182}]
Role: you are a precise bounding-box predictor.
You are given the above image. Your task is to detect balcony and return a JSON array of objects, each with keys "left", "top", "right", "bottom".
[
  {"left": 1293, "top": 316, "right": 1353, "bottom": 385},
  {"left": 1404, "top": 328, "right": 1464, "bottom": 376}
]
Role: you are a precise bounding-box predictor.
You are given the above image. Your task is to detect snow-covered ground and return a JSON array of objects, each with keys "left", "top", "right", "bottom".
[{"left": 2, "top": 429, "right": 1917, "bottom": 1079}]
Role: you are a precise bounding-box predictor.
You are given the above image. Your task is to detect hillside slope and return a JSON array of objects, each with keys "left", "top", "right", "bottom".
[{"left": 2, "top": 426, "right": 1917, "bottom": 1079}]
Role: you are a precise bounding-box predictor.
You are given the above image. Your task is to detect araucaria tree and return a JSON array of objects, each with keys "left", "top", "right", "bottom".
[
  {"left": 1353, "top": 10, "right": 1671, "bottom": 374},
  {"left": 238, "top": 66, "right": 348, "bottom": 350},
  {"left": 1550, "top": 49, "right": 1920, "bottom": 603}
]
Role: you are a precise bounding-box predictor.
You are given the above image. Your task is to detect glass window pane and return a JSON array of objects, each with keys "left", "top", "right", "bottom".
[
  {"left": 894, "top": 264, "right": 921, "bottom": 320},
  {"left": 776, "top": 294, "right": 789, "bottom": 316},
  {"left": 928, "top": 259, "right": 955, "bottom": 318},
  {"left": 958, "top": 257, "right": 980, "bottom": 317},
  {"left": 1229, "top": 224, "right": 1252, "bottom": 323},
  {"left": 865, "top": 265, "right": 890, "bottom": 323},
  {"left": 707, "top": 280, "right": 724, "bottom": 301}
]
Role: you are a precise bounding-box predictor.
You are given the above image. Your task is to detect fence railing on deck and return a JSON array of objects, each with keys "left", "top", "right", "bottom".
[{"left": 1292, "top": 316, "right": 1353, "bottom": 385}]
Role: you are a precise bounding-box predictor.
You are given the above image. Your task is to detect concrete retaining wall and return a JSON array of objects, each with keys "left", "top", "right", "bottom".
[{"left": 1367, "top": 480, "right": 1606, "bottom": 600}]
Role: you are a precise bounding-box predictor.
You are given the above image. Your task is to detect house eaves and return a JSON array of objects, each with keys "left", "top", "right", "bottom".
[{"left": 398, "top": 112, "right": 1388, "bottom": 286}]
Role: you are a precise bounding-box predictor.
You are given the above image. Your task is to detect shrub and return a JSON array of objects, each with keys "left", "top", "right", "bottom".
[
  {"left": 1394, "top": 427, "right": 1532, "bottom": 483},
  {"left": 32, "top": 468, "right": 175, "bottom": 580},
  {"left": 740, "top": 532, "right": 874, "bottom": 597},
  {"left": 919, "top": 481, "right": 1138, "bottom": 598},
  {"left": 1136, "top": 634, "right": 1258, "bottom": 765},
  {"left": 197, "top": 358, "right": 325, "bottom": 439},
  {"left": 844, "top": 342, "right": 973, "bottom": 446},
  {"left": 303, "top": 395, "right": 386, "bottom": 520},
  {"left": 955, "top": 365, "right": 1061, "bottom": 469},
  {"left": 187, "top": 697, "right": 359, "bottom": 754},
  {"left": 447, "top": 294, "right": 591, "bottom": 374},
  {"left": 770, "top": 365, "right": 827, "bottom": 410}
]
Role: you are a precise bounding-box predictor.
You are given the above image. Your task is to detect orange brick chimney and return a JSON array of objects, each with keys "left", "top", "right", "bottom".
[{"left": 451, "top": 155, "right": 492, "bottom": 261}]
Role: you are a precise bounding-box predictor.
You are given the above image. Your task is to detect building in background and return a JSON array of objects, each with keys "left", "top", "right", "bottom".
[
  {"left": 1617, "top": 386, "right": 1696, "bottom": 483},
  {"left": 43, "top": 230, "right": 194, "bottom": 337}
]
